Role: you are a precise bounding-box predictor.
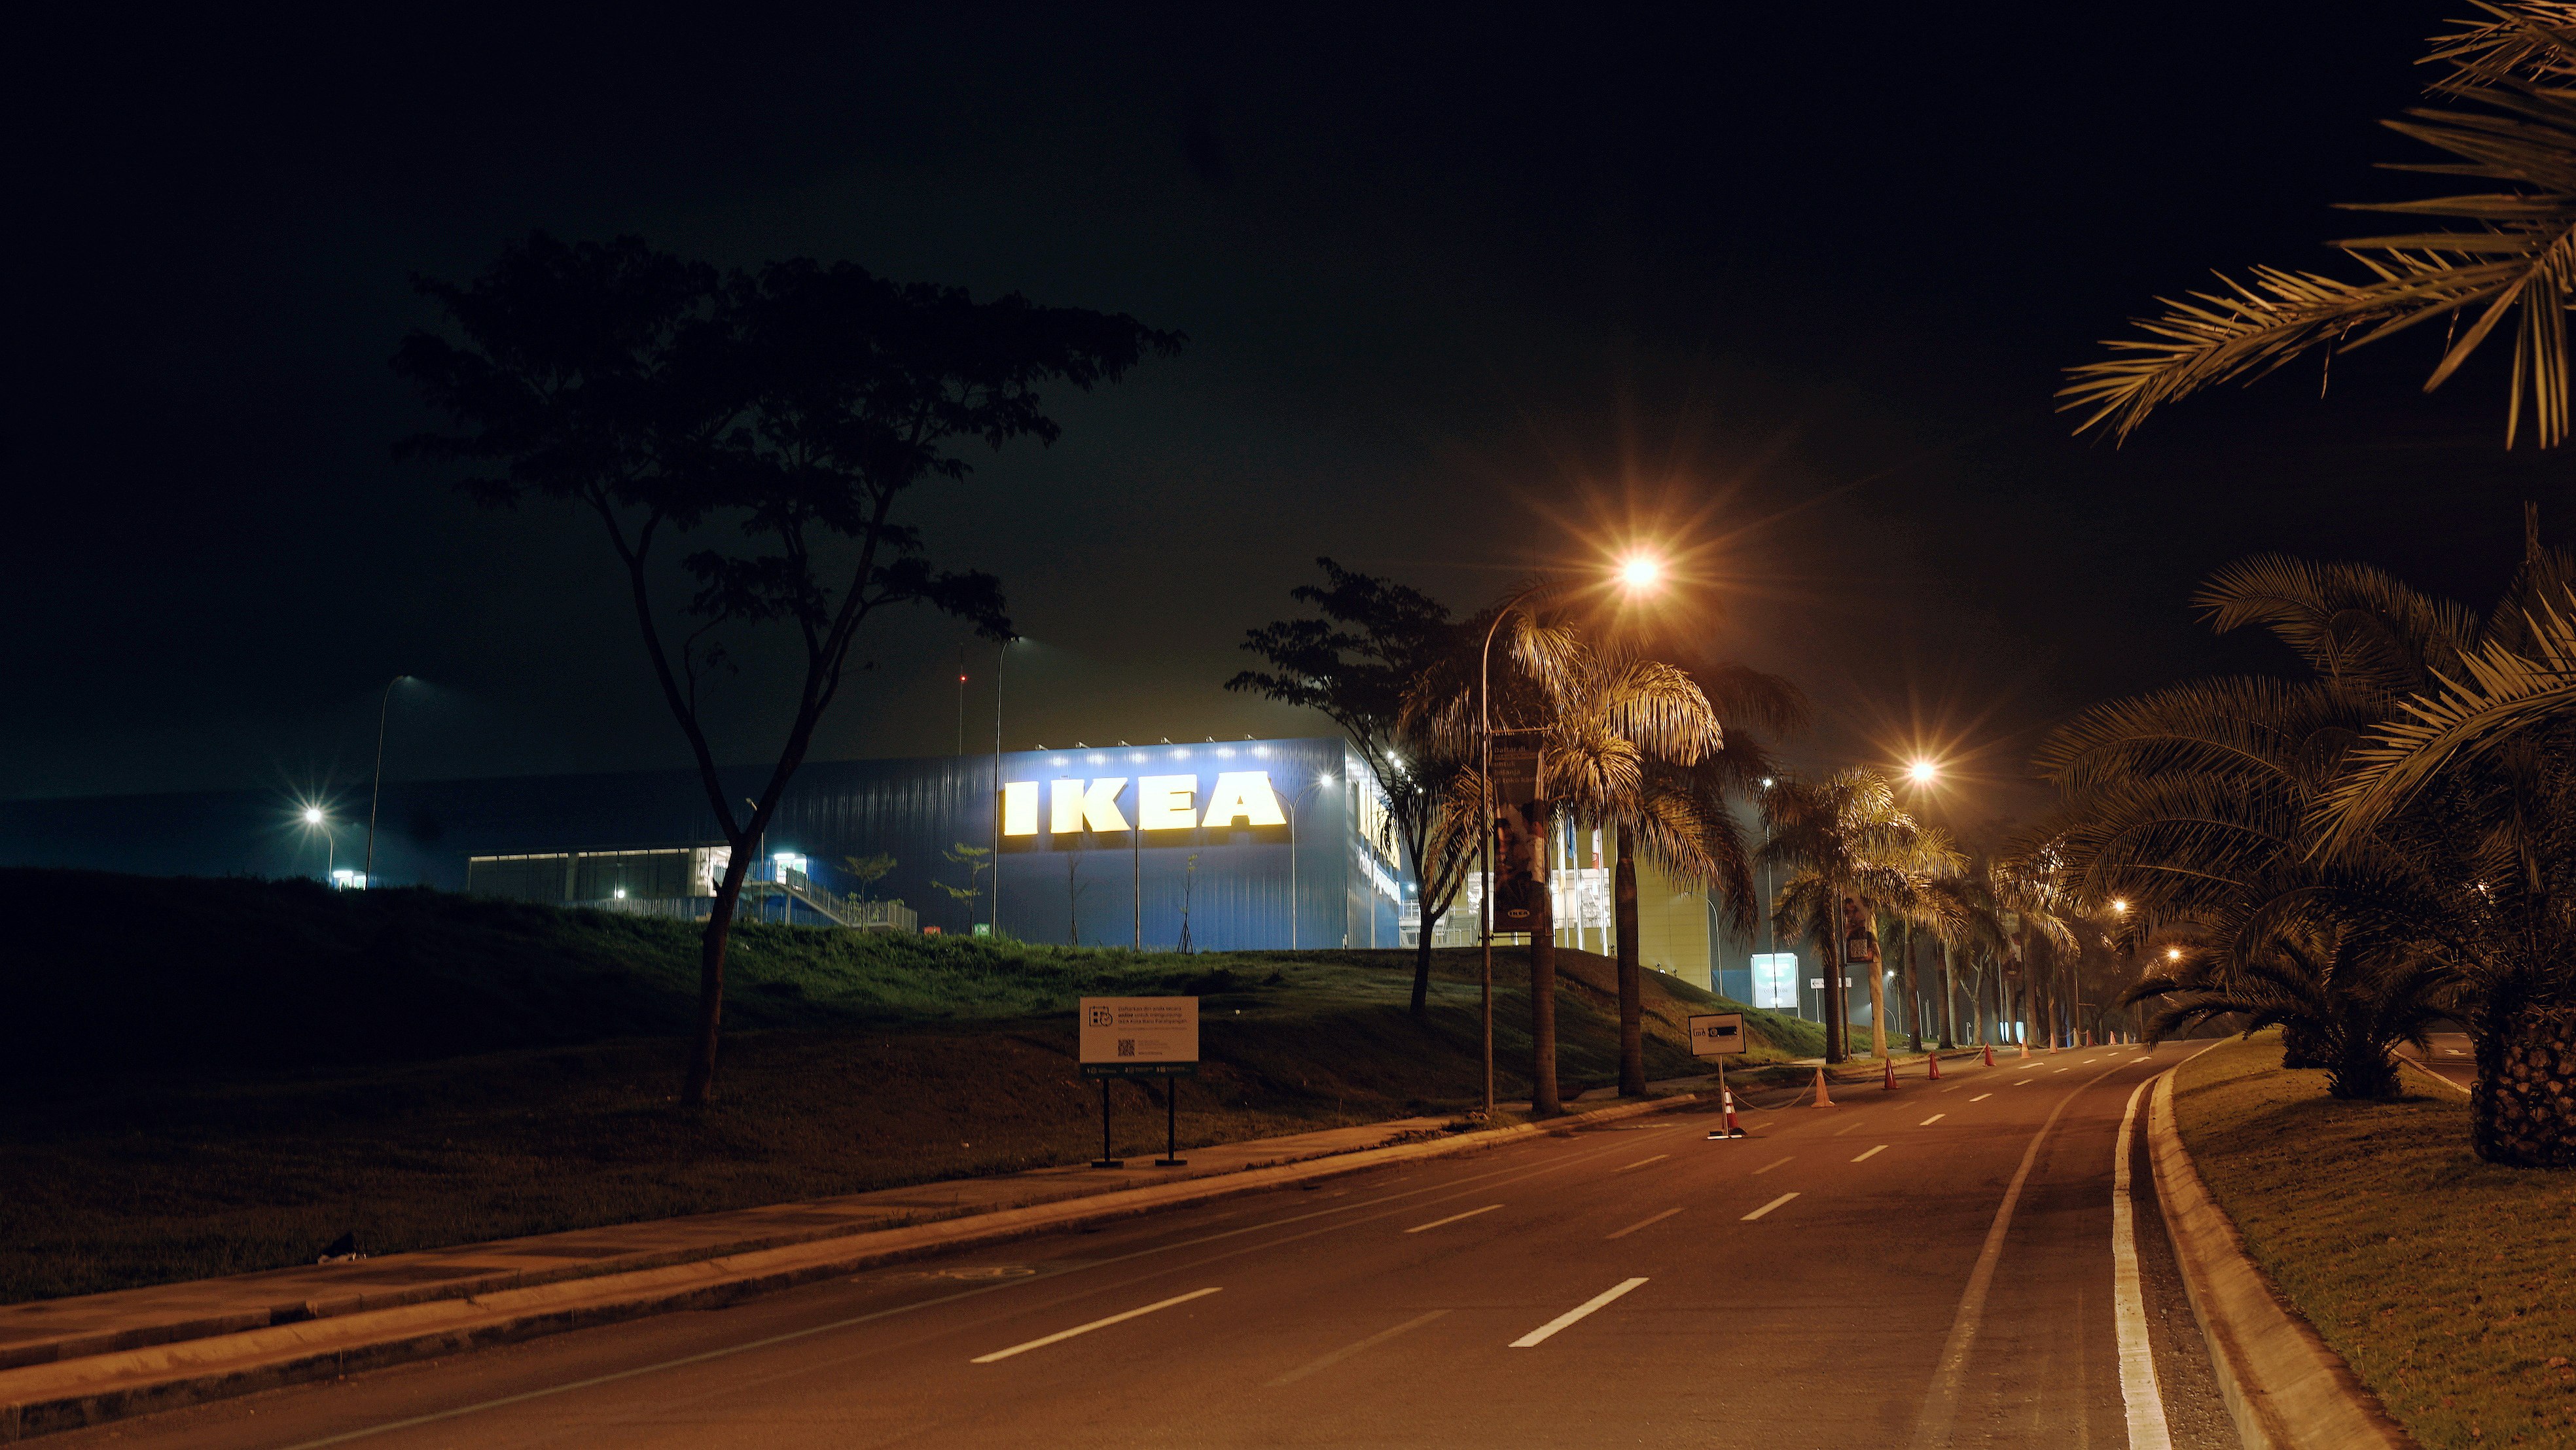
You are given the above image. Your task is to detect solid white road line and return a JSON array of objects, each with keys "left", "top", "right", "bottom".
[
  {"left": 1509, "top": 1278, "right": 1649, "bottom": 1347},
  {"left": 2113, "top": 1079, "right": 2175, "bottom": 1449},
  {"left": 972, "top": 1288, "right": 1222, "bottom": 1363},
  {"left": 1851, "top": 1145, "right": 1887, "bottom": 1163},
  {"left": 1920, "top": 1114, "right": 1946, "bottom": 1125},
  {"left": 1606, "top": 1207, "right": 1683, "bottom": 1240},
  {"left": 1267, "top": 1309, "right": 1450, "bottom": 1385},
  {"left": 1617, "top": 1154, "right": 1670, "bottom": 1171},
  {"left": 1404, "top": 1204, "right": 1503, "bottom": 1233},
  {"left": 1906, "top": 1062, "right": 2128, "bottom": 1449},
  {"left": 1741, "top": 1192, "right": 1798, "bottom": 1221},
  {"left": 1753, "top": 1156, "right": 1793, "bottom": 1175},
  {"left": 1970, "top": 1093, "right": 1993, "bottom": 1102}
]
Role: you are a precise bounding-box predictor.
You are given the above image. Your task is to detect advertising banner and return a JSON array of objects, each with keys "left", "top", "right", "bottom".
[{"left": 1749, "top": 953, "right": 1799, "bottom": 1010}]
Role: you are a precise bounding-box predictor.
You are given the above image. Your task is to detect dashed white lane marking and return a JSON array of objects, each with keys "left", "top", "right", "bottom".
[
  {"left": 1268, "top": 1309, "right": 1450, "bottom": 1386},
  {"left": 1920, "top": 1114, "right": 1946, "bottom": 1125},
  {"left": 1606, "top": 1207, "right": 1683, "bottom": 1240},
  {"left": 1404, "top": 1205, "right": 1503, "bottom": 1234},
  {"left": 2052, "top": 1069, "right": 2069, "bottom": 1074},
  {"left": 1832, "top": 1120, "right": 1868, "bottom": 1136},
  {"left": 1510, "top": 1278, "right": 1649, "bottom": 1347},
  {"left": 1617, "top": 1154, "right": 1670, "bottom": 1172},
  {"left": 2014, "top": 1079, "right": 2034, "bottom": 1086},
  {"left": 1970, "top": 1093, "right": 1993, "bottom": 1102},
  {"left": 972, "top": 1287, "right": 1221, "bottom": 1363},
  {"left": 1741, "top": 1192, "right": 1799, "bottom": 1221},
  {"left": 2113, "top": 1079, "right": 2174, "bottom": 1449},
  {"left": 1851, "top": 1145, "right": 1888, "bottom": 1163},
  {"left": 1753, "top": 1157, "right": 1793, "bottom": 1175}
]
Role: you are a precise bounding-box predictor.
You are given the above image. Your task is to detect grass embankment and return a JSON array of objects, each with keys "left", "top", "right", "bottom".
[
  {"left": 0, "top": 869, "right": 1814, "bottom": 1303},
  {"left": 2174, "top": 1033, "right": 2576, "bottom": 1449}
]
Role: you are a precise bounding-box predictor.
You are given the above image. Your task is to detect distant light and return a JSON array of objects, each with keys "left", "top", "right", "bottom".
[
  {"left": 2111, "top": 898, "right": 2130, "bottom": 915},
  {"left": 1759, "top": 777, "right": 1775, "bottom": 789},
  {"left": 615, "top": 888, "right": 628, "bottom": 900},
  {"left": 2166, "top": 946, "right": 2181, "bottom": 961},
  {"left": 1908, "top": 760, "right": 1937, "bottom": 785},
  {"left": 302, "top": 807, "right": 324, "bottom": 824},
  {"left": 1618, "top": 554, "right": 1664, "bottom": 592},
  {"left": 1319, "top": 773, "right": 1334, "bottom": 785}
]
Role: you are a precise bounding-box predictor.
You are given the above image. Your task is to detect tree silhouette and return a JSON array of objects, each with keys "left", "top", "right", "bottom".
[{"left": 395, "top": 233, "right": 1177, "bottom": 1105}]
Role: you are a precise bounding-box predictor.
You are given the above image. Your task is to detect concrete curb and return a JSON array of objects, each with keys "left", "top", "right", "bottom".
[
  {"left": 2395, "top": 1053, "right": 2471, "bottom": 1100},
  {"left": 0, "top": 1093, "right": 1698, "bottom": 1441},
  {"left": 2147, "top": 1067, "right": 2416, "bottom": 1450}
]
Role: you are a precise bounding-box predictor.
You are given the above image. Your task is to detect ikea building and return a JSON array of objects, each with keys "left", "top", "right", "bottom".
[{"left": 0, "top": 735, "right": 1740, "bottom": 988}]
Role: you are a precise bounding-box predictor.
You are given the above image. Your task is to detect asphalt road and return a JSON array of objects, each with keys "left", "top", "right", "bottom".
[
  {"left": 2400, "top": 1031, "right": 2477, "bottom": 1092},
  {"left": 54, "top": 1048, "right": 2240, "bottom": 1450}
]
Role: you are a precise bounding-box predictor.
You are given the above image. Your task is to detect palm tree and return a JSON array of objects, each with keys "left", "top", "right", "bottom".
[
  {"left": 1409, "top": 605, "right": 1728, "bottom": 1113},
  {"left": 2124, "top": 927, "right": 2454, "bottom": 1101},
  {"left": 1988, "top": 851, "right": 2081, "bottom": 1050},
  {"left": 2063, "top": 5, "right": 2576, "bottom": 450},
  {"left": 1760, "top": 769, "right": 1924, "bottom": 1063},
  {"left": 1916, "top": 869, "right": 2007, "bottom": 1052}
]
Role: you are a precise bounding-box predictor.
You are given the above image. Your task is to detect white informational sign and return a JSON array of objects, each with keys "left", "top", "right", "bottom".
[
  {"left": 1079, "top": 997, "right": 1200, "bottom": 1077},
  {"left": 1749, "top": 953, "right": 1799, "bottom": 1010},
  {"left": 1688, "top": 1012, "right": 1745, "bottom": 1057}
]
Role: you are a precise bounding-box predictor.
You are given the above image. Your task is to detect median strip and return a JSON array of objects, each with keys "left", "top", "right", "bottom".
[
  {"left": 1509, "top": 1278, "right": 1649, "bottom": 1347},
  {"left": 971, "top": 1287, "right": 1221, "bottom": 1364}
]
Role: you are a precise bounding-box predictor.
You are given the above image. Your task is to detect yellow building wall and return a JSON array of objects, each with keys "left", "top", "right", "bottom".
[{"left": 1632, "top": 855, "right": 1712, "bottom": 991}]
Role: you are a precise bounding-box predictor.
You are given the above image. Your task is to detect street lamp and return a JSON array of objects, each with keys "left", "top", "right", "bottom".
[
  {"left": 362, "top": 675, "right": 410, "bottom": 891},
  {"left": 300, "top": 805, "right": 333, "bottom": 879},
  {"left": 1475, "top": 552, "right": 1669, "bottom": 1121},
  {"left": 1288, "top": 771, "right": 1336, "bottom": 951},
  {"left": 1908, "top": 758, "right": 1938, "bottom": 786}
]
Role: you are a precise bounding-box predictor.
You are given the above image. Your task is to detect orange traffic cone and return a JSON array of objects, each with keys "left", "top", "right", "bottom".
[
  {"left": 1811, "top": 1068, "right": 1834, "bottom": 1108},
  {"left": 1708, "top": 1086, "right": 1746, "bottom": 1139},
  {"left": 2018, "top": 1038, "right": 2031, "bottom": 1059},
  {"left": 1927, "top": 1052, "right": 1943, "bottom": 1081},
  {"left": 1882, "top": 1057, "right": 1897, "bottom": 1091}
]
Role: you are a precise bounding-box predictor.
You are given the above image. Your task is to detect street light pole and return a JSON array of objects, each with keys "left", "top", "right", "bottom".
[
  {"left": 991, "top": 638, "right": 1014, "bottom": 940},
  {"left": 363, "top": 675, "right": 408, "bottom": 890}
]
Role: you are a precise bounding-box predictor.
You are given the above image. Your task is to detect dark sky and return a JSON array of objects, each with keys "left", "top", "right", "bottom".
[{"left": 7, "top": 3, "right": 2566, "bottom": 837}]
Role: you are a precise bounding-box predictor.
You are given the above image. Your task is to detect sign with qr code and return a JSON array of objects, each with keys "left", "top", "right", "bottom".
[{"left": 1079, "top": 997, "right": 1200, "bottom": 1077}]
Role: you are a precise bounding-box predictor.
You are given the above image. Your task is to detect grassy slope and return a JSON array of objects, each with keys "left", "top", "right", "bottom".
[
  {"left": 2174, "top": 1033, "right": 2576, "bottom": 1449},
  {"left": 0, "top": 870, "right": 1811, "bottom": 1303}
]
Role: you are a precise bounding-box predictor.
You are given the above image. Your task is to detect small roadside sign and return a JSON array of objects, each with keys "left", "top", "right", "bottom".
[
  {"left": 1688, "top": 1012, "right": 1745, "bottom": 1057},
  {"left": 1079, "top": 997, "right": 1201, "bottom": 1078}
]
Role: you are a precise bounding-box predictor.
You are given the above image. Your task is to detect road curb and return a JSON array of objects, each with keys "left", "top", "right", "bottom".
[
  {"left": 2395, "top": 1053, "right": 2471, "bottom": 1100},
  {"left": 0, "top": 1093, "right": 1697, "bottom": 1441},
  {"left": 2146, "top": 1067, "right": 2416, "bottom": 1450}
]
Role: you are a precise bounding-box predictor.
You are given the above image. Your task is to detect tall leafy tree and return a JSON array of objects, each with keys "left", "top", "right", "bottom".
[
  {"left": 1229, "top": 558, "right": 1476, "bottom": 1019},
  {"left": 396, "top": 233, "right": 1178, "bottom": 1105}
]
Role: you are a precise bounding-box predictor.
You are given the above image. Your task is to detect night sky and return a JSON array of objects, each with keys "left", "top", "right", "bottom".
[{"left": 7, "top": 4, "right": 2564, "bottom": 840}]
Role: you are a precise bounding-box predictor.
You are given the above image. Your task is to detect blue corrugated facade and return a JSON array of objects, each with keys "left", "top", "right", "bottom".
[{"left": 0, "top": 737, "right": 1409, "bottom": 950}]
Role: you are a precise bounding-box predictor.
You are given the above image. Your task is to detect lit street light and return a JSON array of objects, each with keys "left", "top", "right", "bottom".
[
  {"left": 1908, "top": 758, "right": 1937, "bottom": 785},
  {"left": 1476, "top": 550, "right": 1671, "bottom": 1120}
]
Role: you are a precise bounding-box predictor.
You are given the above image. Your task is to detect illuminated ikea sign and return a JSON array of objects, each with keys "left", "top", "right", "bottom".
[{"left": 1000, "top": 771, "right": 1287, "bottom": 837}]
